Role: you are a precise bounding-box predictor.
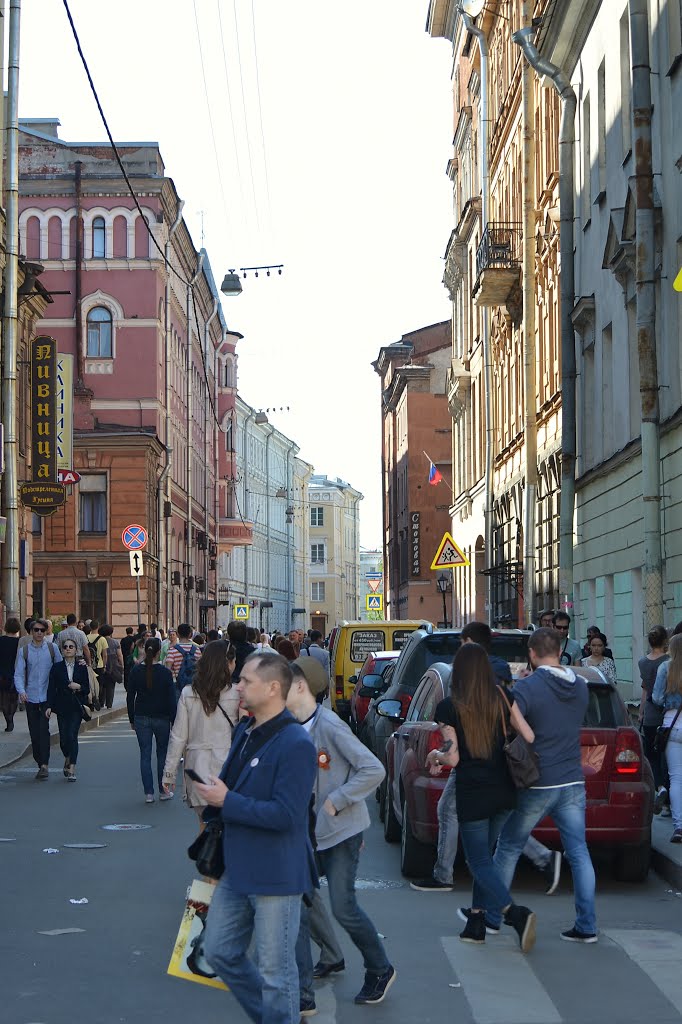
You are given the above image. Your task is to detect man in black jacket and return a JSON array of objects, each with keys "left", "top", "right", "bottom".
[{"left": 227, "top": 621, "right": 256, "bottom": 683}]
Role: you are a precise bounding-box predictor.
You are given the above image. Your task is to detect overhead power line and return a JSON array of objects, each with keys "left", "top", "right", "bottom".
[
  {"left": 232, "top": 0, "right": 261, "bottom": 233},
  {"left": 193, "top": 0, "right": 233, "bottom": 238}
]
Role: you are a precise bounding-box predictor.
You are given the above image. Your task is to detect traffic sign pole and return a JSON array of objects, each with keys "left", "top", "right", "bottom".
[{"left": 136, "top": 576, "right": 141, "bottom": 629}]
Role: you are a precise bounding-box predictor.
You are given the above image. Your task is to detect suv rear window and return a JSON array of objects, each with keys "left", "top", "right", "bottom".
[
  {"left": 583, "top": 684, "right": 628, "bottom": 728},
  {"left": 403, "top": 633, "right": 529, "bottom": 683}
]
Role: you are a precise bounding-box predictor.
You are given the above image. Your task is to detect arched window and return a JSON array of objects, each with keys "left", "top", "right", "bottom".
[
  {"left": 92, "top": 216, "right": 106, "bottom": 258},
  {"left": 87, "top": 306, "right": 113, "bottom": 358}
]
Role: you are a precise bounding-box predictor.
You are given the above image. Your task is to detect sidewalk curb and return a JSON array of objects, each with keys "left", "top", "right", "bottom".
[
  {"left": 652, "top": 847, "right": 682, "bottom": 890},
  {"left": 0, "top": 704, "right": 129, "bottom": 770}
]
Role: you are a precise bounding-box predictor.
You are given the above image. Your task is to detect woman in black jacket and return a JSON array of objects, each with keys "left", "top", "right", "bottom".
[
  {"left": 46, "top": 639, "right": 90, "bottom": 781},
  {"left": 127, "top": 637, "right": 176, "bottom": 803}
]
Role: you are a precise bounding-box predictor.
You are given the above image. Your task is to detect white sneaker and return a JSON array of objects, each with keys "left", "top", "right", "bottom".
[
  {"left": 159, "top": 792, "right": 173, "bottom": 801},
  {"left": 145, "top": 794, "right": 154, "bottom": 803}
]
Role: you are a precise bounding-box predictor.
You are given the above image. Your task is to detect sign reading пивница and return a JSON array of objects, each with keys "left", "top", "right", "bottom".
[{"left": 19, "top": 336, "right": 66, "bottom": 515}]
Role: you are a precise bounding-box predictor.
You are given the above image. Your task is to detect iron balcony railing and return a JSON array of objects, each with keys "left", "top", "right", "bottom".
[{"left": 475, "top": 222, "right": 522, "bottom": 283}]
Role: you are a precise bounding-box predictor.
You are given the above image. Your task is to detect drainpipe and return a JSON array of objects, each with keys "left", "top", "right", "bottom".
[
  {"left": 203, "top": 297, "right": 218, "bottom": 627},
  {"left": 2, "top": 0, "right": 21, "bottom": 619},
  {"left": 629, "top": 0, "right": 662, "bottom": 627},
  {"left": 185, "top": 253, "right": 204, "bottom": 623},
  {"left": 242, "top": 407, "right": 256, "bottom": 605},
  {"left": 285, "top": 443, "right": 294, "bottom": 628},
  {"left": 512, "top": 26, "right": 577, "bottom": 616},
  {"left": 263, "top": 424, "right": 274, "bottom": 625},
  {"left": 460, "top": 10, "right": 494, "bottom": 625},
  {"left": 74, "top": 161, "right": 84, "bottom": 387},
  {"left": 159, "top": 199, "right": 184, "bottom": 627}
]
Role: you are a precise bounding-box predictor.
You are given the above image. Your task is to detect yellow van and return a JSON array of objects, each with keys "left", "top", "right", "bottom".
[{"left": 330, "top": 620, "right": 431, "bottom": 720}]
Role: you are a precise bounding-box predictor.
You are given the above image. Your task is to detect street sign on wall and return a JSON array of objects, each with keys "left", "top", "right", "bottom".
[
  {"left": 129, "top": 551, "right": 144, "bottom": 577},
  {"left": 122, "top": 524, "right": 148, "bottom": 551},
  {"left": 430, "top": 531, "right": 469, "bottom": 570},
  {"left": 234, "top": 604, "right": 250, "bottom": 620},
  {"left": 56, "top": 353, "right": 74, "bottom": 472}
]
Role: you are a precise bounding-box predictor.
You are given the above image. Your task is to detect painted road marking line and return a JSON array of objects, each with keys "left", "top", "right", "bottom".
[
  {"left": 442, "top": 935, "right": 562, "bottom": 1024},
  {"left": 604, "top": 930, "right": 682, "bottom": 1016}
]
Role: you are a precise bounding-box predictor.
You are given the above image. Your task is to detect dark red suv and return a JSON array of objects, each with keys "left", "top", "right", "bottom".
[{"left": 382, "top": 662, "right": 654, "bottom": 882}]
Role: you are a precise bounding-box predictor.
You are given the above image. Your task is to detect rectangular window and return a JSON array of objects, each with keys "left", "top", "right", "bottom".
[
  {"left": 311, "top": 581, "right": 325, "bottom": 602},
  {"left": 581, "top": 92, "right": 591, "bottom": 226},
  {"left": 597, "top": 61, "right": 606, "bottom": 198},
  {"left": 602, "top": 324, "right": 614, "bottom": 455},
  {"left": 31, "top": 513, "right": 42, "bottom": 535},
  {"left": 311, "top": 543, "right": 325, "bottom": 564},
  {"left": 79, "top": 474, "right": 107, "bottom": 533},
  {"left": 32, "top": 581, "right": 44, "bottom": 619},
  {"left": 310, "top": 506, "right": 324, "bottom": 527},
  {"left": 620, "top": 12, "right": 632, "bottom": 158},
  {"left": 80, "top": 581, "right": 107, "bottom": 624},
  {"left": 92, "top": 218, "right": 106, "bottom": 258}
]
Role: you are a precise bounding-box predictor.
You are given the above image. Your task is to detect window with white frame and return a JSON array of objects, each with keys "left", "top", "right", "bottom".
[
  {"left": 310, "top": 506, "right": 324, "bottom": 527},
  {"left": 79, "top": 474, "right": 107, "bottom": 533},
  {"left": 311, "top": 581, "right": 325, "bottom": 602},
  {"left": 92, "top": 216, "right": 106, "bottom": 258},
  {"left": 311, "top": 543, "right": 325, "bottom": 564},
  {"left": 87, "top": 306, "right": 113, "bottom": 358}
]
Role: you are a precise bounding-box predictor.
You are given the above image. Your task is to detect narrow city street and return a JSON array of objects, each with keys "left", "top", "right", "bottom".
[{"left": 2, "top": 714, "right": 681, "bottom": 1024}]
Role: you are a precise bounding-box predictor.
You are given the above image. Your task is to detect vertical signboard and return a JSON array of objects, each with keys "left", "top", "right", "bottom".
[
  {"left": 31, "top": 336, "right": 57, "bottom": 481},
  {"left": 411, "top": 511, "right": 421, "bottom": 576},
  {"left": 56, "top": 353, "right": 74, "bottom": 472}
]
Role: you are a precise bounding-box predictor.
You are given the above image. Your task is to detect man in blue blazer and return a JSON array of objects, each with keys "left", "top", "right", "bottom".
[{"left": 198, "top": 651, "right": 318, "bottom": 1024}]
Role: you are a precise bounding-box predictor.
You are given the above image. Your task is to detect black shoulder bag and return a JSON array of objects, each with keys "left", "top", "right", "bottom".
[
  {"left": 497, "top": 686, "right": 540, "bottom": 789},
  {"left": 654, "top": 705, "right": 682, "bottom": 755}
]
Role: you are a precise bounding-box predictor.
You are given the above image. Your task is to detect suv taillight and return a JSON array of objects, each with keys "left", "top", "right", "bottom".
[
  {"left": 335, "top": 676, "right": 344, "bottom": 697},
  {"left": 613, "top": 727, "right": 642, "bottom": 776},
  {"left": 399, "top": 693, "right": 413, "bottom": 719}
]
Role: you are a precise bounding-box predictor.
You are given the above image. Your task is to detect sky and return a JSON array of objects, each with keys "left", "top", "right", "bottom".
[{"left": 18, "top": 0, "right": 454, "bottom": 547}]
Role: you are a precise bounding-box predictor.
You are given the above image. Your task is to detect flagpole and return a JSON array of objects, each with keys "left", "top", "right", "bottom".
[{"left": 422, "top": 450, "right": 453, "bottom": 493}]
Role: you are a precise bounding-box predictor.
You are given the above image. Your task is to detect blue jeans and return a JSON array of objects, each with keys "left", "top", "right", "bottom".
[
  {"left": 489, "top": 784, "right": 596, "bottom": 934},
  {"left": 459, "top": 812, "right": 512, "bottom": 914},
  {"left": 133, "top": 715, "right": 170, "bottom": 795},
  {"left": 203, "top": 877, "right": 301, "bottom": 1024},
  {"left": 315, "top": 833, "right": 389, "bottom": 975},
  {"left": 434, "top": 770, "right": 459, "bottom": 884},
  {"left": 665, "top": 734, "right": 682, "bottom": 829},
  {"left": 57, "top": 707, "right": 82, "bottom": 764}
]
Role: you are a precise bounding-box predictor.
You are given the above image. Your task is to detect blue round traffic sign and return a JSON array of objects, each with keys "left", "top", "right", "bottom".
[{"left": 122, "top": 524, "right": 148, "bottom": 551}]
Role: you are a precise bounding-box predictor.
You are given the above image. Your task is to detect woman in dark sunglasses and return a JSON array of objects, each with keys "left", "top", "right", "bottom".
[{"left": 46, "top": 640, "right": 90, "bottom": 781}]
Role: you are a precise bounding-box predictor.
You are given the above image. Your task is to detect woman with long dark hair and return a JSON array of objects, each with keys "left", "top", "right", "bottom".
[
  {"left": 0, "top": 618, "right": 21, "bottom": 731},
  {"left": 653, "top": 634, "right": 682, "bottom": 843},
  {"left": 46, "top": 639, "right": 89, "bottom": 781},
  {"left": 127, "top": 638, "right": 176, "bottom": 803},
  {"left": 162, "top": 640, "right": 239, "bottom": 818},
  {"left": 427, "top": 642, "right": 537, "bottom": 950}
]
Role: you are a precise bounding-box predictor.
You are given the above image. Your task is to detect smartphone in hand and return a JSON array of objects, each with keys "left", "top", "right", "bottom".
[{"left": 184, "top": 768, "right": 206, "bottom": 784}]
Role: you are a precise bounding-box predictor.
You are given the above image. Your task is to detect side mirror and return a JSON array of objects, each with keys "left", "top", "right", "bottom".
[
  {"left": 376, "top": 699, "right": 404, "bottom": 721},
  {"left": 348, "top": 675, "right": 358, "bottom": 685},
  {"left": 358, "top": 685, "right": 380, "bottom": 699}
]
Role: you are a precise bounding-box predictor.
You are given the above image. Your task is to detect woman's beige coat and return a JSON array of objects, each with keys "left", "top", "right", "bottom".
[{"left": 163, "top": 685, "right": 241, "bottom": 808}]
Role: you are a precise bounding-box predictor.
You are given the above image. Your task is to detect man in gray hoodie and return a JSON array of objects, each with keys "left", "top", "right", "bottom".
[
  {"left": 485, "top": 627, "right": 597, "bottom": 943},
  {"left": 288, "top": 657, "right": 396, "bottom": 1010}
]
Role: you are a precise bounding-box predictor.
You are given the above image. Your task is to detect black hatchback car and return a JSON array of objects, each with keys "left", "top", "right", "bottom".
[{"left": 362, "top": 626, "right": 530, "bottom": 816}]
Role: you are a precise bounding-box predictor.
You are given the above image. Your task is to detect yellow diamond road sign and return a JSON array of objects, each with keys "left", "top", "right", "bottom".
[
  {"left": 430, "top": 531, "right": 470, "bottom": 570},
  {"left": 234, "top": 604, "right": 250, "bottom": 620},
  {"left": 366, "top": 594, "right": 383, "bottom": 611}
]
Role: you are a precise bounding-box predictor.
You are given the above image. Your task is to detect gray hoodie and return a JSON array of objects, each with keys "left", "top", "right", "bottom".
[
  {"left": 308, "top": 706, "right": 385, "bottom": 852},
  {"left": 511, "top": 665, "right": 588, "bottom": 788}
]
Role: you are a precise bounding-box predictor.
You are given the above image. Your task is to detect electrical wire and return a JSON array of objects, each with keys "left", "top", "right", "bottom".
[
  {"left": 232, "top": 0, "right": 261, "bottom": 232},
  {"left": 217, "top": 0, "right": 248, "bottom": 220},
  {"left": 250, "top": 0, "right": 273, "bottom": 235},
  {"left": 193, "top": 0, "right": 233, "bottom": 237}
]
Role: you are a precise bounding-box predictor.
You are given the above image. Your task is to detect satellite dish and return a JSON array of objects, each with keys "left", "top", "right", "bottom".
[{"left": 459, "top": 0, "right": 486, "bottom": 16}]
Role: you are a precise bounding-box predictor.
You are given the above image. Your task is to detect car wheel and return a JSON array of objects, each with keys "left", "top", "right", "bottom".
[
  {"left": 400, "top": 801, "right": 435, "bottom": 878},
  {"left": 383, "top": 779, "right": 400, "bottom": 843},
  {"left": 612, "top": 838, "right": 651, "bottom": 883}
]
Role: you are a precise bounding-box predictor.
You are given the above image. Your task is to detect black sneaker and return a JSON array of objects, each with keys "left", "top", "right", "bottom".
[
  {"left": 312, "top": 959, "right": 344, "bottom": 980},
  {"left": 541, "top": 851, "right": 562, "bottom": 894},
  {"left": 459, "top": 910, "right": 486, "bottom": 944},
  {"left": 300, "top": 997, "right": 318, "bottom": 1017},
  {"left": 560, "top": 927, "right": 598, "bottom": 943},
  {"left": 671, "top": 828, "right": 682, "bottom": 844},
  {"left": 354, "top": 965, "right": 396, "bottom": 1005},
  {"left": 654, "top": 787, "right": 668, "bottom": 815},
  {"left": 504, "top": 904, "right": 537, "bottom": 953},
  {"left": 457, "top": 906, "right": 500, "bottom": 935},
  {"left": 409, "top": 877, "right": 454, "bottom": 892}
]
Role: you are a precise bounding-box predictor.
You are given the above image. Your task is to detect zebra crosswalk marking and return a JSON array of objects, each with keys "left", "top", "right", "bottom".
[
  {"left": 604, "top": 930, "right": 682, "bottom": 1016},
  {"left": 441, "top": 935, "right": 562, "bottom": 1024}
]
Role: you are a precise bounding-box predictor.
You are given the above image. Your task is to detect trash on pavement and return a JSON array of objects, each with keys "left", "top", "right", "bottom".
[
  {"left": 42, "top": 848, "right": 60, "bottom": 854},
  {"left": 38, "top": 928, "right": 86, "bottom": 936},
  {"left": 449, "top": 983, "right": 462, "bottom": 988},
  {"left": 69, "top": 898, "right": 89, "bottom": 905},
  {"left": 63, "top": 843, "right": 107, "bottom": 849},
  {"left": 100, "top": 824, "right": 152, "bottom": 831}
]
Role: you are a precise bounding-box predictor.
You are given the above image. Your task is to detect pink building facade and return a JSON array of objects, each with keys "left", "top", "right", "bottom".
[{"left": 19, "top": 118, "right": 246, "bottom": 631}]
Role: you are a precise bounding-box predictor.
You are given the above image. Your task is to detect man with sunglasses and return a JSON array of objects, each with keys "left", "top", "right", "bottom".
[
  {"left": 14, "top": 618, "right": 63, "bottom": 779},
  {"left": 553, "top": 612, "right": 582, "bottom": 666}
]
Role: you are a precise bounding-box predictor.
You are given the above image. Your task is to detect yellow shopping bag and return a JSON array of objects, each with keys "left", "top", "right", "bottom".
[{"left": 167, "top": 879, "right": 228, "bottom": 990}]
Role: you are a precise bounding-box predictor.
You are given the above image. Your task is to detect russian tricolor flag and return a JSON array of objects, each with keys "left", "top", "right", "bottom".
[{"left": 428, "top": 462, "right": 443, "bottom": 486}]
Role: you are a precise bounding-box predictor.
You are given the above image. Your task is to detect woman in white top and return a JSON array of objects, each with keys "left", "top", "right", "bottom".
[
  {"left": 162, "top": 640, "right": 240, "bottom": 817},
  {"left": 580, "top": 633, "right": 617, "bottom": 685}
]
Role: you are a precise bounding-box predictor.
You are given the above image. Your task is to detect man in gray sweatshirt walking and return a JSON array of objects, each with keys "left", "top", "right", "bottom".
[{"left": 288, "top": 657, "right": 396, "bottom": 1010}]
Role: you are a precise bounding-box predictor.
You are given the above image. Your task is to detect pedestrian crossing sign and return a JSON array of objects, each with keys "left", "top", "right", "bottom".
[
  {"left": 366, "top": 594, "right": 383, "bottom": 611},
  {"left": 430, "top": 531, "right": 469, "bottom": 570},
  {"left": 234, "top": 604, "right": 250, "bottom": 620}
]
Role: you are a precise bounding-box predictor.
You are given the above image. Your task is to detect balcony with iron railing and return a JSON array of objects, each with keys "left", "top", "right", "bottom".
[{"left": 472, "top": 222, "right": 522, "bottom": 307}]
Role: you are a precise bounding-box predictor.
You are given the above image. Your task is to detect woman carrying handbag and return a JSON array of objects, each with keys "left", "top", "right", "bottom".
[
  {"left": 46, "top": 639, "right": 90, "bottom": 781},
  {"left": 427, "top": 642, "right": 537, "bottom": 951},
  {"left": 162, "top": 640, "right": 240, "bottom": 820},
  {"left": 652, "top": 634, "right": 682, "bottom": 843}
]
